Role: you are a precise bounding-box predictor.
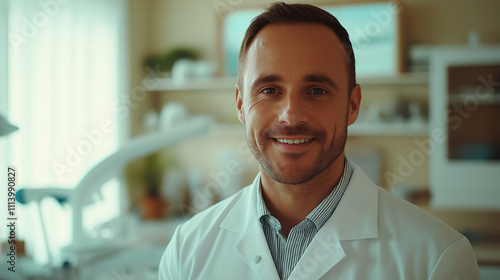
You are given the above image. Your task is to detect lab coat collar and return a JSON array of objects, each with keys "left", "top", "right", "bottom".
[
  {"left": 330, "top": 164, "right": 379, "bottom": 241},
  {"left": 288, "top": 164, "right": 379, "bottom": 279},
  {"left": 221, "top": 165, "right": 379, "bottom": 240},
  {"left": 220, "top": 173, "right": 261, "bottom": 233},
  {"left": 220, "top": 165, "right": 379, "bottom": 279}
]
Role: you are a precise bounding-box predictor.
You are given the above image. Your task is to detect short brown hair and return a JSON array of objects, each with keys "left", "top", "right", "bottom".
[{"left": 237, "top": 2, "right": 356, "bottom": 93}]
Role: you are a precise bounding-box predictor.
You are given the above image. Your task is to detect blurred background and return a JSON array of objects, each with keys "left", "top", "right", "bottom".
[{"left": 0, "top": 0, "right": 499, "bottom": 279}]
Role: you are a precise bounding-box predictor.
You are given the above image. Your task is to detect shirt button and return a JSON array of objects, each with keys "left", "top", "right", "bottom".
[{"left": 255, "top": 255, "right": 262, "bottom": 264}]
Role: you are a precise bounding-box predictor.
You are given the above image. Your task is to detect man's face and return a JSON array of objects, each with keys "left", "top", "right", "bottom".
[{"left": 236, "top": 23, "right": 361, "bottom": 185}]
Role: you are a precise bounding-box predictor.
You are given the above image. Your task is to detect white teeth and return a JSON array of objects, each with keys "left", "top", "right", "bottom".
[{"left": 276, "top": 138, "right": 312, "bottom": 144}]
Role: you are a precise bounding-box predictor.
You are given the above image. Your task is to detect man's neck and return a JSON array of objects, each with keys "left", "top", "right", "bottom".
[{"left": 260, "top": 155, "right": 346, "bottom": 237}]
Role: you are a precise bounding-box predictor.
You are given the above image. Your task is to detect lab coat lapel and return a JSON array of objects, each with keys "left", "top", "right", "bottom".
[
  {"left": 234, "top": 218, "right": 281, "bottom": 280},
  {"left": 288, "top": 165, "right": 379, "bottom": 279},
  {"left": 220, "top": 174, "right": 280, "bottom": 280},
  {"left": 287, "top": 221, "right": 346, "bottom": 280}
]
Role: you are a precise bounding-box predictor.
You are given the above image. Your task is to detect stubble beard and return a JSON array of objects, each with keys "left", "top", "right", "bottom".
[{"left": 247, "top": 123, "right": 348, "bottom": 185}]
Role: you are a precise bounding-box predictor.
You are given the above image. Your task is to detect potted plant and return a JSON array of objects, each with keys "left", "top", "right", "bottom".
[{"left": 125, "top": 151, "right": 167, "bottom": 220}]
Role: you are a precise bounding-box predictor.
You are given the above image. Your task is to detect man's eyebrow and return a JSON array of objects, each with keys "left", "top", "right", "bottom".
[
  {"left": 304, "top": 74, "right": 338, "bottom": 90},
  {"left": 250, "top": 74, "right": 284, "bottom": 92}
]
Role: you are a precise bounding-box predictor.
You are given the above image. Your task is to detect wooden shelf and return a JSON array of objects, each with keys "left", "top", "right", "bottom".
[
  {"left": 210, "top": 123, "right": 245, "bottom": 137},
  {"left": 144, "top": 72, "right": 428, "bottom": 92},
  {"left": 206, "top": 123, "right": 428, "bottom": 138},
  {"left": 145, "top": 73, "right": 429, "bottom": 137},
  {"left": 473, "top": 243, "right": 500, "bottom": 266},
  {"left": 349, "top": 122, "right": 428, "bottom": 137},
  {"left": 358, "top": 72, "right": 428, "bottom": 86},
  {"left": 449, "top": 93, "right": 500, "bottom": 105},
  {"left": 145, "top": 76, "right": 237, "bottom": 91}
]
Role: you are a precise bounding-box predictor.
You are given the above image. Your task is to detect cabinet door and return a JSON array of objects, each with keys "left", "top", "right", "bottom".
[{"left": 429, "top": 46, "right": 500, "bottom": 209}]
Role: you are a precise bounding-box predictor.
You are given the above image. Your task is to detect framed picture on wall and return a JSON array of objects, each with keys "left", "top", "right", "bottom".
[{"left": 221, "top": 1, "right": 403, "bottom": 78}]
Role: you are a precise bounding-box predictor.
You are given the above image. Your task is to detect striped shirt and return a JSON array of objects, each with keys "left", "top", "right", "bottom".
[{"left": 256, "top": 159, "right": 354, "bottom": 280}]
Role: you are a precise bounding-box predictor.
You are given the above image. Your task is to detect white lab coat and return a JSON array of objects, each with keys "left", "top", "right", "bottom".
[{"left": 159, "top": 165, "right": 480, "bottom": 280}]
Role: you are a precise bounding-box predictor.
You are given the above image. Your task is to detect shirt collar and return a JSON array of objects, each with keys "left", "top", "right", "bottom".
[
  {"left": 256, "top": 181, "right": 271, "bottom": 226},
  {"left": 256, "top": 158, "right": 354, "bottom": 231}
]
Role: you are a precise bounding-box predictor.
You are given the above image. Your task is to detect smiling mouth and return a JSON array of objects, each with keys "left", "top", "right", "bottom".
[{"left": 274, "top": 138, "right": 314, "bottom": 144}]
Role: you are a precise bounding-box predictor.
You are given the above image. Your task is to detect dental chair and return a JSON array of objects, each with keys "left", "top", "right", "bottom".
[{"left": 16, "top": 103, "right": 212, "bottom": 279}]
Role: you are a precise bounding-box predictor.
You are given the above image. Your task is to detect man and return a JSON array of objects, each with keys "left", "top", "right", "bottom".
[{"left": 159, "top": 3, "right": 480, "bottom": 279}]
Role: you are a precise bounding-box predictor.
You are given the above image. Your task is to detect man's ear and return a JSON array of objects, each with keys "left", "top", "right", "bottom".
[
  {"left": 347, "top": 84, "right": 361, "bottom": 126},
  {"left": 236, "top": 86, "right": 245, "bottom": 124}
]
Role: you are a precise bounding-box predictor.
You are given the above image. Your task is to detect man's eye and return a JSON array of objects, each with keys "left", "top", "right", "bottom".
[
  {"left": 310, "top": 88, "right": 326, "bottom": 95},
  {"left": 262, "top": 88, "right": 277, "bottom": 95}
]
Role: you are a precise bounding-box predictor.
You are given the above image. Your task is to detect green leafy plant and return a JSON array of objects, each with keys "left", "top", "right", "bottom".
[{"left": 145, "top": 47, "right": 199, "bottom": 74}]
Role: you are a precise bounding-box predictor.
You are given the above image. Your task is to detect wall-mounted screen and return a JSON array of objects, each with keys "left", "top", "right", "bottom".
[{"left": 223, "top": 1, "right": 401, "bottom": 77}]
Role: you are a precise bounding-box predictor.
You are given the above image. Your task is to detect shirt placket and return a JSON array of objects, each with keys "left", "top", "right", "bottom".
[{"left": 281, "top": 220, "right": 316, "bottom": 280}]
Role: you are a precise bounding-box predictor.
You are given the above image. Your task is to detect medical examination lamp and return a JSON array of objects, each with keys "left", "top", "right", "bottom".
[{"left": 0, "top": 113, "right": 18, "bottom": 137}]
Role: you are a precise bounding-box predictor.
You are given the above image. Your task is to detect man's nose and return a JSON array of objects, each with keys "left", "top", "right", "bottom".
[{"left": 277, "top": 92, "right": 308, "bottom": 126}]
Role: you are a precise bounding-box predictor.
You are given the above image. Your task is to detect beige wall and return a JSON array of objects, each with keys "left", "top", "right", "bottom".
[
  {"left": 128, "top": 0, "right": 154, "bottom": 137},
  {"left": 402, "top": 0, "right": 500, "bottom": 45}
]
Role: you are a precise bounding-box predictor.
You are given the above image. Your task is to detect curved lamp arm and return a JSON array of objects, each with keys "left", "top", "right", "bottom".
[{"left": 69, "top": 115, "right": 213, "bottom": 243}]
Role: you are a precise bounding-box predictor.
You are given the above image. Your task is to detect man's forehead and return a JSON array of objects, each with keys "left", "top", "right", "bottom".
[
  {"left": 243, "top": 23, "right": 349, "bottom": 73},
  {"left": 248, "top": 23, "right": 344, "bottom": 54},
  {"left": 242, "top": 23, "right": 349, "bottom": 88}
]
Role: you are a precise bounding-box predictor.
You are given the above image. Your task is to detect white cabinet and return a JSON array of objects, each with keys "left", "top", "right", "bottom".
[{"left": 429, "top": 45, "right": 500, "bottom": 209}]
